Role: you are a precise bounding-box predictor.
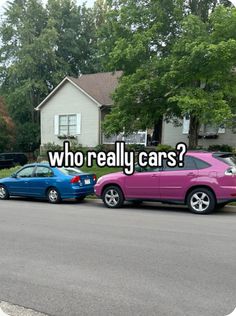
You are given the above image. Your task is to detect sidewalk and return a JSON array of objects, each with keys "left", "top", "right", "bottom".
[{"left": 0, "top": 302, "right": 48, "bottom": 316}]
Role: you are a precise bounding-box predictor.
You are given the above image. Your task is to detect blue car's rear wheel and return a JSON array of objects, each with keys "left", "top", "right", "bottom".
[
  {"left": 0, "top": 185, "right": 9, "bottom": 200},
  {"left": 47, "top": 188, "right": 61, "bottom": 204}
]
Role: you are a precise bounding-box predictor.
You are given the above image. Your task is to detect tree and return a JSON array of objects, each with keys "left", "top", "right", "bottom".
[
  {"left": 102, "top": 1, "right": 236, "bottom": 148},
  {"left": 0, "top": 0, "right": 100, "bottom": 151},
  {"left": 0, "top": 97, "right": 15, "bottom": 151},
  {"left": 101, "top": 0, "right": 186, "bottom": 141},
  {"left": 46, "top": 0, "right": 99, "bottom": 76},
  {"left": 164, "top": 10, "right": 236, "bottom": 148},
  {"left": 0, "top": 0, "right": 60, "bottom": 151}
]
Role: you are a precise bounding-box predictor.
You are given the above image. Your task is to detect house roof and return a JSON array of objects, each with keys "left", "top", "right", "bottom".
[
  {"left": 69, "top": 71, "right": 123, "bottom": 106},
  {"left": 36, "top": 71, "right": 123, "bottom": 111}
]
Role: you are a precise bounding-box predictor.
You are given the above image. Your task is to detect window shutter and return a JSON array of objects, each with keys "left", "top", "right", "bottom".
[
  {"left": 54, "top": 115, "right": 59, "bottom": 136},
  {"left": 76, "top": 113, "right": 81, "bottom": 135},
  {"left": 182, "top": 116, "right": 190, "bottom": 134}
]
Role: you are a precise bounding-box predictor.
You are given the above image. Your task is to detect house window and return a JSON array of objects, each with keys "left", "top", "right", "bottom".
[
  {"left": 182, "top": 115, "right": 225, "bottom": 135},
  {"left": 59, "top": 115, "right": 77, "bottom": 136}
]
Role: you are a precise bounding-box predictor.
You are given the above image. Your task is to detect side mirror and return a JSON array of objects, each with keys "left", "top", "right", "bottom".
[{"left": 11, "top": 173, "right": 17, "bottom": 178}]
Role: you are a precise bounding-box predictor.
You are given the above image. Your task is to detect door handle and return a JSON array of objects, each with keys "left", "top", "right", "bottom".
[
  {"left": 151, "top": 174, "right": 158, "bottom": 178},
  {"left": 187, "top": 172, "right": 195, "bottom": 176}
]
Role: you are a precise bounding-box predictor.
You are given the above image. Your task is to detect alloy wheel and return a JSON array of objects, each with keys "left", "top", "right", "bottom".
[
  {"left": 48, "top": 189, "right": 59, "bottom": 203},
  {"left": 104, "top": 189, "right": 120, "bottom": 207},
  {"left": 0, "top": 186, "right": 7, "bottom": 199},
  {"left": 190, "top": 192, "right": 210, "bottom": 213}
]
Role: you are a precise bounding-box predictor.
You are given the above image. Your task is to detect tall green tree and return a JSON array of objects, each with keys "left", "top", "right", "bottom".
[
  {"left": 164, "top": 11, "right": 236, "bottom": 148},
  {"left": 0, "top": 97, "right": 15, "bottom": 151},
  {"left": 0, "top": 0, "right": 100, "bottom": 151},
  {"left": 102, "top": 0, "right": 236, "bottom": 148}
]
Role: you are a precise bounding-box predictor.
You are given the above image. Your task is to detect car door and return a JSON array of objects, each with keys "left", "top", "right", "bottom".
[
  {"left": 30, "top": 166, "right": 55, "bottom": 196},
  {"left": 7, "top": 166, "right": 35, "bottom": 196},
  {"left": 160, "top": 156, "right": 199, "bottom": 202},
  {"left": 124, "top": 167, "right": 161, "bottom": 199}
]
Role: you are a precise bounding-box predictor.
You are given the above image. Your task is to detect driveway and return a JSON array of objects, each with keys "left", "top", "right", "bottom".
[{"left": 0, "top": 199, "right": 235, "bottom": 316}]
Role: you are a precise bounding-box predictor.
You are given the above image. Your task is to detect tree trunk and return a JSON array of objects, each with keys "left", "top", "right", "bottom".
[
  {"left": 188, "top": 115, "right": 199, "bottom": 149},
  {"left": 152, "top": 118, "right": 163, "bottom": 146}
]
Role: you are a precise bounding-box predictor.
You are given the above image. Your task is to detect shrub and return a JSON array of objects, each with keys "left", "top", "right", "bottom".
[
  {"left": 69, "top": 140, "right": 84, "bottom": 153},
  {"left": 208, "top": 144, "right": 234, "bottom": 152},
  {"left": 156, "top": 144, "right": 174, "bottom": 152},
  {"left": 41, "top": 142, "right": 62, "bottom": 154},
  {"left": 94, "top": 144, "right": 107, "bottom": 152},
  {"left": 126, "top": 144, "right": 145, "bottom": 152}
]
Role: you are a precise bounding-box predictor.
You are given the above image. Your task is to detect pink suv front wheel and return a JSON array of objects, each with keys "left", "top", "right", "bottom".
[{"left": 102, "top": 186, "right": 124, "bottom": 208}]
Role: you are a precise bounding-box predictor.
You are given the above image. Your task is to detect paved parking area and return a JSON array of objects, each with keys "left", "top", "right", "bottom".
[{"left": 0, "top": 198, "right": 236, "bottom": 316}]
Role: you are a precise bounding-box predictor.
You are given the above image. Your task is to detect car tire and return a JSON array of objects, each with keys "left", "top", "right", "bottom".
[
  {"left": 76, "top": 195, "right": 86, "bottom": 202},
  {"left": 102, "top": 186, "right": 124, "bottom": 208},
  {"left": 0, "top": 185, "right": 9, "bottom": 200},
  {"left": 47, "top": 187, "right": 61, "bottom": 204},
  {"left": 187, "top": 188, "right": 216, "bottom": 214}
]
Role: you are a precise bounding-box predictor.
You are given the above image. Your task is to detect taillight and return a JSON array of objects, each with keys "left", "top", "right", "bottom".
[
  {"left": 93, "top": 175, "right": 97, "bottom": 182},
  {"left": 70, "top": 175, "right": 81, "bottom": 183},
  {"left": 225, "top": 167, "right": 236, "bottom": 176}
]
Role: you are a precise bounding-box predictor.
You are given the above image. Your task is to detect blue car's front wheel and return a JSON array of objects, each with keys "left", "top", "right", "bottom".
[
  {"left": 47, "top": 187, "right": 61, "bottom": 204},
  {"left": 0, "top": 185, "right": 9, "bottom": 200}
]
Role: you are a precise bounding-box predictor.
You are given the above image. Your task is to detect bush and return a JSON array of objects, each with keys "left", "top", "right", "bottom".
[
  {"left": 69, "top": 140, "right": 85, "bottom": 153},
  {"left": 41, "top": 142, "right": 62, "bottom": 154},
  {"left": 94, "top": 144, "right": 107, "bottom": 152},
  {"left": 156, "top": 144, "right": 174, "bottom": 152},
  {"left": 126, "top": 144, "right": 145, "bottom": 152},
  {"left": 208, "top": 144, "right": 234, "bottom": 152}
]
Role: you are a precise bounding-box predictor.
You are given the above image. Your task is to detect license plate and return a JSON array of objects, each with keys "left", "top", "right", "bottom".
[{"left": 84, "top": 179, "right": 91, "bottom": 185}]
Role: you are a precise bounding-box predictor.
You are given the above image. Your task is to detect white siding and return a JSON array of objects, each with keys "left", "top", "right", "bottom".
[
  {"left": 162, "top": 120, "right": 236, "bottom": 148},
  {"left": 40, "top": 81, "right": 100, "bottom": 147}
]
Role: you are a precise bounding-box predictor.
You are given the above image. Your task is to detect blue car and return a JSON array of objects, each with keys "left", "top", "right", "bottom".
[{"left": 0, "top": 163, "right": 97, "bottom": 203}]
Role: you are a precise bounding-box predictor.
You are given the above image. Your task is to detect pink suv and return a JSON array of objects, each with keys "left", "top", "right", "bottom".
[{"left": 94, "top": 152, "right": 236, "bottom": 214}]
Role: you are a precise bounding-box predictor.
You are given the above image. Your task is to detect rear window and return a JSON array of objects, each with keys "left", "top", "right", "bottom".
[
  {"left": 192, "top": 157, "right": 211, "bottom": 169},
  {"left": 58, "top": 167, "right": 82, "bottom": 176},
  {"left": 214, "top": 154, "right": 236, "bottom": 167},
  {"left": 163, "top": 156, "right": 196, "bottom": 171}
]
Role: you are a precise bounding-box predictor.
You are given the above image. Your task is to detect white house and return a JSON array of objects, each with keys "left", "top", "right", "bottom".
[
  {"left": 36, "top": 71, "right": 236, "bottom": 150},
  {"left": 162, "top": 117, "right": 236, "bottom": 148},
  {"left": 36, "top": 71, "right": 124, "bottom": 148},
  {"left": 36, "top": 71, "right": 148, "bottom": 149}
]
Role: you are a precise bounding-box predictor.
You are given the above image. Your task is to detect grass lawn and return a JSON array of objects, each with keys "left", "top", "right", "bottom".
[{"left": 0, "top": 165, "right": 121, "bottom": 179}]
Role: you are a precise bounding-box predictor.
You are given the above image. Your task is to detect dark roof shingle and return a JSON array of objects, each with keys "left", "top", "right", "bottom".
[{"left": 69, "top": 71, "right": 123, "bottom": 106}]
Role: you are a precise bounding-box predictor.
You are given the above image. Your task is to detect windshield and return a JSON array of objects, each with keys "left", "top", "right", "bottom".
[{"left": 58, "top": 167, "right": 82, "bottom": 176}]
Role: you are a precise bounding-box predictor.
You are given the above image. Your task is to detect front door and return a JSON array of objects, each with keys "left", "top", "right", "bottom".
[
  {"left": 124, "top": 167, "right": 161, "bottom": 199},
  {"left": 7, "top": 166, "right": 35, "bottom": 196}
]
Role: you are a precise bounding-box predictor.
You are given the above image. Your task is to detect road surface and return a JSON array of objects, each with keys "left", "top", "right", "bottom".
[{"left": 0, "top": 199, "right": 235, "bottom": 316}]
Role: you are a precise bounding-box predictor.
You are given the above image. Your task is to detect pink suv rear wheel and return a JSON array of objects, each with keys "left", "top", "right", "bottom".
[
  {"left": 102, "top": 186, "right": 124, "bottom": 208},
  {"left": 187, "top": 188, "right": 216, "bottom": 214}
]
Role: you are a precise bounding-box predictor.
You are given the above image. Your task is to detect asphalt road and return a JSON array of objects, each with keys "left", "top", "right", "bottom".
[{"left": 0, "top": 199, "right": 235, "bottom": 316}]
